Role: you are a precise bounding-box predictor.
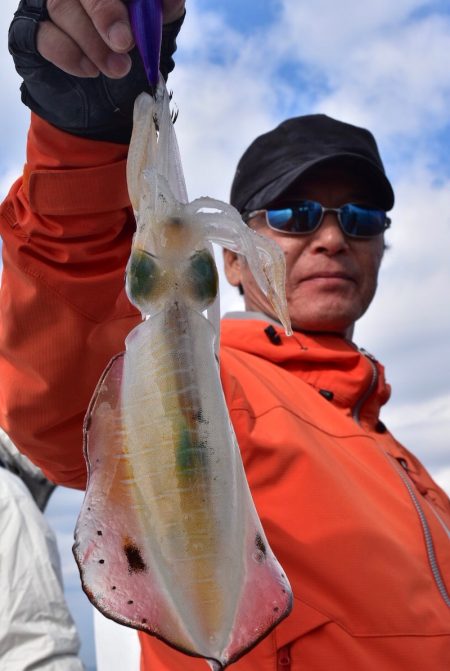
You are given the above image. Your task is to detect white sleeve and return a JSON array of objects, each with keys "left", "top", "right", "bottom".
[{"left": 0, "top": 468, "right": 84, "bottom": 670}]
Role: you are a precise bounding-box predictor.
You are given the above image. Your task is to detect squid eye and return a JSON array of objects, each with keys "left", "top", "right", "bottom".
[
  {"left": 187, "top": 250, "right": 218, "bottom": 306},
  {"left": 126, "top": 250, "right": 161, "bottom": 302}
]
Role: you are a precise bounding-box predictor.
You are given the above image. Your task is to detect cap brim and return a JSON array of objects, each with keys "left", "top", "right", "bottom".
[{"left": 244, "top": 153, "right": 395, "bottom": 212}]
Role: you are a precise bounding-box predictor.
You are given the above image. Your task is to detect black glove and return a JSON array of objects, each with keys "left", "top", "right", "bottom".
[{"left": 8, "top": 0, "right": 185, "bottom": 144}]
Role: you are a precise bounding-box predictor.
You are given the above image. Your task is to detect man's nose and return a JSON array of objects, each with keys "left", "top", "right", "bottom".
[{"left": 310, "top": 211, "right": 349, "bottom": 254}]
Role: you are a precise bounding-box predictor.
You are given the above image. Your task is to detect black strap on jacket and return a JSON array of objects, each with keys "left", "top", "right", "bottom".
[{"left": 8, "top": 0, "right": 185, "bottom": 143}]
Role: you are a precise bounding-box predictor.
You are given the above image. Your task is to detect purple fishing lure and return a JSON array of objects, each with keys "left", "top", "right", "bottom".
[{"left": 128, "top": 0, "right": 163, "bottom": 88}]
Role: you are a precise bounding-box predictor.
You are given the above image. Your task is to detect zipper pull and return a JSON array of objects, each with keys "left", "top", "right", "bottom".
[
  {"left": 395, "top": 456, "right": 429, "bottom": 495},
  {"left": 397, "top": 457, "right": 409, "bottom": 471},
  {"left": 277, "top": 644, "right": 291, "bottom": 670}
]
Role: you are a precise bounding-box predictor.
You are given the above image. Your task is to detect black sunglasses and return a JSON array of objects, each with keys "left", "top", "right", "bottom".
[{"left": 246, "top": 201, "right": 391, "bottom": 239}]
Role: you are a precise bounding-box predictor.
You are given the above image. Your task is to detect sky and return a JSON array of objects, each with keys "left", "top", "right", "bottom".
[{"left": 1, "top": 1, "right": 450, "bottom": 669}]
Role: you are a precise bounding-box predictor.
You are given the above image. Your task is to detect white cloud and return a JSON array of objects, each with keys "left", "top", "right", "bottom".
[
  {"left": 0, "top": 166, "right": 23, "bottom": 202},
  {"left": 173, "top": 1, "right": 243, "bottom": 60},
  {"left": 1, "top": 3, "right": 30, "bottom": 173},
  {"left": 0, "top": 40, "right": 27, "bottom": 288},
  {"left": 355, "top": 165, "right": 450, "bottom": 409},
  {"left": 266, "top": 1, "right": 450, "bottom": 147},
  {"left": 434, "top": 466, "right": 450, "bottom": 496},
  {"left": 380, "top": 392, "right": 450, "bottom": 470},
  {"left": 315, "top": 15, "right": 450, "bottom": 139},
  {"left": 170, "top": 63, "right": 279, "bottom": 201},
  {"left": 277, "top": 0, "right": 434, "bottom": 60}
]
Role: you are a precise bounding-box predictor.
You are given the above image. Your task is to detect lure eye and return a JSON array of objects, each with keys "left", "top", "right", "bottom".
[
  {"left": 126, "top": 249, "right": 164, "bottom": 306},
  {"left": 185, "top": 250, "right": 218, "bottom": 308}
]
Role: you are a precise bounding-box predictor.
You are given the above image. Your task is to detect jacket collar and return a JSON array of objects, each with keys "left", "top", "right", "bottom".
[{"left": 221, "top": 312, "right": 391, "bottom": 428}]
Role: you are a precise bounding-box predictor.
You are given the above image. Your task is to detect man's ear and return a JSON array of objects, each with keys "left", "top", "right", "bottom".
[{"left": 223, "top": 249, "right": 243, "bottom": 287}]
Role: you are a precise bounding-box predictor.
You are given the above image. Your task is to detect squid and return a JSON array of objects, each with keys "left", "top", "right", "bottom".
[{"left": 73, "top": 3, "right": 293, "bottom": 670}]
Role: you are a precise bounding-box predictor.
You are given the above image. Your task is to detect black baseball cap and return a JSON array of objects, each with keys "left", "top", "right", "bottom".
[{"left": 230, "top": 114, "right": 394, "bottom": 213}]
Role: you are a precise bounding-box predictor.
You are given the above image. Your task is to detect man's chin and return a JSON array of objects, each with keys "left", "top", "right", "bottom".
[{"left": 289, "top": 311, "right": 356, "bottom": 338}]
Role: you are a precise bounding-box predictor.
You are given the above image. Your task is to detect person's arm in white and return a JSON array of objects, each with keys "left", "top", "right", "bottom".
[{"left": 0, "top": 468, "right": 84, "bottom": 670}]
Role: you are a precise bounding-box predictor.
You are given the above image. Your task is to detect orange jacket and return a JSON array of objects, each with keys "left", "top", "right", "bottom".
[
  {"left": 0, "top": 115, "right": 138, "bottom": 488},
  {"left": 140, "top": 319, "right": 450, "bottom": 670},
  {"left": 1, "top": 116, "right": 449, "bottom": 670}
]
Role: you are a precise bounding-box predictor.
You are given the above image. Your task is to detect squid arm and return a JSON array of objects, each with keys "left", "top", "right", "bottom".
[
  {"left": 73, "top": 80, "right": 293, "bottom": 670},
  {"left": 184, "top": 199, "right": 292, "bottom": 336}
]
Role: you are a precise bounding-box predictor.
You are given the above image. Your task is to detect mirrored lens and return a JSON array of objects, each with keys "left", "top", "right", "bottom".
[
  {"left": 266, "top": 201, "right": 322, "bottom": 233},
  {"left": 265, "top": 201, "right": 387, "bottom": 237},
  {"left": 340, "top": 204, "right": 387, "bottom": 237}
]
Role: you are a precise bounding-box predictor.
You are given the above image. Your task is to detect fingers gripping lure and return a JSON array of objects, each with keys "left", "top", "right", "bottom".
[{"left": 74, "top": 5, "right": 293, "bottom": 670}]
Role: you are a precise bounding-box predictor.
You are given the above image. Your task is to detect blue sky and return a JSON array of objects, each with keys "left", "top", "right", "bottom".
[{"left": 1, "top": 1, "right": 450, "bottom": 669}]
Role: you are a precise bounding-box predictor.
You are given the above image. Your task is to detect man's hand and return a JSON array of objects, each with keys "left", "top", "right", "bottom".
[
  {"left": 38, "top": 0, "right": 185, "bottom": 79},
  {"left": 9, "top": 0, "right": 185, "bottom": 141}
]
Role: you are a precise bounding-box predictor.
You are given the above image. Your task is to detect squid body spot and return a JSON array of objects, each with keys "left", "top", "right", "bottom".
[{"left": 123, "top": 538, "right": 147, "bottom": 574}]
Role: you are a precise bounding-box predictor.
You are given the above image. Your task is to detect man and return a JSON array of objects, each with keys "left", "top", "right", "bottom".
[
  {"left": 224, "top": 116, "right": 391, "bottom": 338},
  {"left": 1, "top": 2, "right": 449, "bottom": 670}
]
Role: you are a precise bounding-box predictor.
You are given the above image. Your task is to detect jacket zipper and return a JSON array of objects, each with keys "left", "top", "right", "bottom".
[
  {"left": 351, "top": 347, "right": 450, "bottom": 608},
  {"left": 391, "top": 456, "right": 450, "bottom": 608},
  {"left": 277, "top": 644, "right": 291, "bottom": 670}
]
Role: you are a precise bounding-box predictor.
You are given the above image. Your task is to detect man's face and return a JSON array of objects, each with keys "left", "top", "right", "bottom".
[{"left": 224, "top": 166, "right": 386, "bottom": 336}]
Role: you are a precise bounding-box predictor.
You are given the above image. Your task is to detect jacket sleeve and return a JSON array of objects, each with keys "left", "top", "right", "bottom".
[
  {"left": 0, "top": 468, "right": 84, "bottom": 669},
  {"left": 0, "top": 114, "right": 141, "bottom": 489}
]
